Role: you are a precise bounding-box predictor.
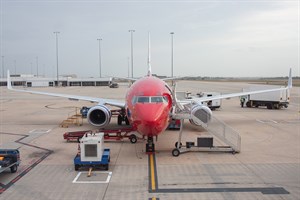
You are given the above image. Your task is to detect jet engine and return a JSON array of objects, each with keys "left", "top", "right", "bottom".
[
  {"left": 87, "top": 105, "right": 112, "bottom": 127},
  {"left": 189, "top": 104, "right": 212, "bottom": 126}
]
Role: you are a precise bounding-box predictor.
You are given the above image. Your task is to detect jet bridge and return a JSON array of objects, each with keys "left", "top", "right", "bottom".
[{"left": 171, "top": 107, "right": 241, "bottom": 157}]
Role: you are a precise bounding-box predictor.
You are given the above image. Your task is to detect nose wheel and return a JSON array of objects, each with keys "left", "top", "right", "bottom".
[{"left": 146, "top": 136, "right": 155, "bottom": 153}]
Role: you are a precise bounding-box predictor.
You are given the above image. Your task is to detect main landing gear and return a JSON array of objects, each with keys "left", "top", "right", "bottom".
[
  {"left": 146, "top": 136, "right": 155, "bottom": 153},
  {"left": 117, "top": 109, "right": 130, "bottom": 125}
]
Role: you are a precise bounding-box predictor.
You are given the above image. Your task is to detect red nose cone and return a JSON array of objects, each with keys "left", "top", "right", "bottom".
[{"left": 132, "top": 104, "right": 169, "bottom": 136}]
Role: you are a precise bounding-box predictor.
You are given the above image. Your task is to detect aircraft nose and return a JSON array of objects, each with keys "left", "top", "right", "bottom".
[
  {"left": 133, "top": 104, "right": 169, "bottom": 136},
  {"left": 136, "top": 105, "right": 162, "bottom": 121}
]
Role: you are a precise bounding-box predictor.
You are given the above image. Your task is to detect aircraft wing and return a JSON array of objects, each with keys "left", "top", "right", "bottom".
[
  {"left": 113, "top": 76, "right": 138, "bottom": 81},
  {"left": 7, "top": 71, "right": 125, "bottom": 108},
  {"left": 179, "top": 68, "right": 292, "bottom": 104},
  {"left": 161, "top": 76, "right": 183, "bottom": 81}
]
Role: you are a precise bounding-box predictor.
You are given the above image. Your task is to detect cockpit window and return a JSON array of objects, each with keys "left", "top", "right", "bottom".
[
  {"left": 133, "top": 96, "right": 168, "bottom": 104},
  {"left": 162, "top": 96, "right": 169, "bottom": 103},
  {"left": 131, "top": 96, "right": 137, "bottom": 105},
  {"left": 151, "top": 96, "right": 164, "bottom": 103},
  {"left": 137, "top": 96, "right": 150, "bottom": 103},
  {"left": 151, "top": 97, "right": 161, "bottom": 103}
]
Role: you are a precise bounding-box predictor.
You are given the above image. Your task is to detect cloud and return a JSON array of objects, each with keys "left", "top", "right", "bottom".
[{"left": 1, "top": 1, "right": 298, "bottom": 77}]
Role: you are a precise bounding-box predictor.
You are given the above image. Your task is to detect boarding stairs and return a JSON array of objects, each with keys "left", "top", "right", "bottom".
[
  {"left": 60, "top": 107, "right": 83, "bottom": 128},
  {"left": 205, "top": 115, "right": 241, "bottom": 153},
  {"left": 171, "top": 102, "right": 241, "bottom": 156}
]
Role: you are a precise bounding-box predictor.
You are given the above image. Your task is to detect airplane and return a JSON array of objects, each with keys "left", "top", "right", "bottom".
[{"left": 7, "top": 34, "right": 293, "bottom": 153}]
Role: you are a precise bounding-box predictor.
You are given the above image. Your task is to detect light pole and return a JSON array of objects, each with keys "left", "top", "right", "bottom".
[
  {"left": 97, "top": 38, "right": 102, "bottom": 78},
  {"left": 170, "top": 32, "right": 174, "bottom": 78},
  {"left": 129, "top": 30, "right": 135, "bottom": 78},
  {"left": 43, "top": 64, "right": 45, "bottom": 77},
  {"left": 127, "top": 57, "right": 130, "bottom": 78},
  {"left": 54, "top": 31, "right": 60, "bottom": 86},
  {"left": 30, "top": 62, "right": 33, "bottom": 75},
  {"left": 14, "top": 60, "right": 16, "bottom": 75},
  {"left": 36, "top": 56, "right": 39, "bottom": 77},
  {"left": 1, "top": 56, "right": 4, "bottom": 78}
]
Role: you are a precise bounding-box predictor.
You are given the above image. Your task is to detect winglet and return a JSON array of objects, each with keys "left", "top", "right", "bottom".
[
  {"left": 147, "top": 32, "right": 152, "bottom": 77},
  {"left": 7, "top": 70, "right": 12, "bottom": 90},
  {"left": 287, "top": 68, "right": 292, "bottom": 89}
]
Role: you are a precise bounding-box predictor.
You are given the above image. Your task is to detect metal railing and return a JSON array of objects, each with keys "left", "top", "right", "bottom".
[{"left": 206, "top": 115, "right": 241, "bottom": 153}]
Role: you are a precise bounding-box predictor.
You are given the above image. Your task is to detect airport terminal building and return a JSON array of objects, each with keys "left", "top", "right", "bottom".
[{"left": 0, "top": 74, "right": 112, "bottom": 87}]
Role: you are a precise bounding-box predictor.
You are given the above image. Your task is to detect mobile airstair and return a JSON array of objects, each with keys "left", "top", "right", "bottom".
[
  {"left": 171, "top": 103, "right": 241, "bottom": 157},
  {"left": 60, "top": 107, "right": 83, "bottom": 128}
]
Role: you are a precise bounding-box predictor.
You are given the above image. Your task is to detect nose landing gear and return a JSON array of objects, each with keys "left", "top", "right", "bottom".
[{"left": 146, "top": 136, "right": 155, "bottom": 153}]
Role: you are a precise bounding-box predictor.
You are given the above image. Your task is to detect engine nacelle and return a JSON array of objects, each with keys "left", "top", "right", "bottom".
[
  {"left": 87, "top": 105, "right": 111, "bottom": 127},
  {"left": 189, "top": 104, "right": 212, "bottom": 126}
]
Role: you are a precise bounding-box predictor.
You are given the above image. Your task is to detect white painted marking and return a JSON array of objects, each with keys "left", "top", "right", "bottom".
[
  {"left": 72, "top": 172, "right": 81, "bottom": 183},
  {"left": 29, "top": 129, "right": 51, "bottom": 134},
  {"left": 256, "top": 119, "right": 265, "bottom": 123},
  {"left": 270, "top": 120, "right": 278, "bottom": 124},
  {"left": 72, "top": 171, "right": 112, "bottom": 184},
  {"left": 256, "top": 119, "right": 279, "bottom": 124}
]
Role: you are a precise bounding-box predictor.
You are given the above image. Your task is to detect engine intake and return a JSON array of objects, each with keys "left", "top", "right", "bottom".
[
  {"left": 189, "top": 104, "right": 212, "bottom": 126},
  {"left": 87, "top": 105, "right": 111, "bottom": 127}
]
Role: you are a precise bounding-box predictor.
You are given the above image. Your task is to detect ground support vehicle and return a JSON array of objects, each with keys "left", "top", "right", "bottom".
[
  {"left": 109, "top": 82, "right": 119, "bottom": 88},
  {"left": 172, "top": 136, "right": 237, "bottom": 157},
  {"left": 74, "top": 132, "right": 110, "bottom": 171},
  {"left": 64, "top": 127, "right": 140, "bottom": 143},
  {"left": 80, "top": 106, "right": 89, "bottom": 118},
  {"left": 196, "top": 92, "right": 221, "bottom": 110},
  {"left": 102, "top": 127, "right": 140, "bottom": 143},
  {"left": 64, "top": 130, "right": 93, "bottom": 142},
  {"left": 242, "top": 86, "right": 289, "bottom": 109},
  {"left": 0, "top": 149, "right": 20, "bottom": 173},
  {"left": 176, "top": 91, "right": 222, "bottom": 110},
  {"left": 170, "top": 114, "right": 241, "bottom": 157},
  {"left": 74, "top": 149, "right": 110, "bottom": 171}
]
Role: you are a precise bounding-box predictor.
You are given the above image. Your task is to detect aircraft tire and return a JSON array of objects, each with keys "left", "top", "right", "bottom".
[
  {"left": 246, "top": 101, "right": 251, "bottom": 107},
  {"left": 75, "top": 165, "right": 80, "bottom": 171},
  {"left": 129, "top": 134, "right": 137, "bottom": 143},
  {"left": 125, "top": 117, "right": 130, "bottom": 125},
  {"left": 172, "top": 148, "right": 180, "bottom": 157},
  {"left": 117, "top": 115, "right": 123, "bottom": 125},
  {"left": 10, "top": 165, "right": 18, "bottom": 173},
  {"left": 104, "top": 164, "right": 109, "bottom": 171},
  {"left": 267, "top": 103, "right": 273, "bottom": 109},
  {"left": 175, "top": 142, "right": 182, "bottom": 148}
]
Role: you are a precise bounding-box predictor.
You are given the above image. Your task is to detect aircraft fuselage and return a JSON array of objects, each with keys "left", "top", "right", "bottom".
[{"left": 125, "top": 76, "right": 172, "bottom": 137}]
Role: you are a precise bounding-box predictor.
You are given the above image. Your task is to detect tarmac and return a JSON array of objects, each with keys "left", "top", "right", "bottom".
[{"left": 0, "top": 80, "right": 299, "bottom": 200}]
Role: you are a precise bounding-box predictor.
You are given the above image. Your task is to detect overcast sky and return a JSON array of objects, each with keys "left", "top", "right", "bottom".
[{"left": 0, "top": 0, "right": 299, "bottom": 78}]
